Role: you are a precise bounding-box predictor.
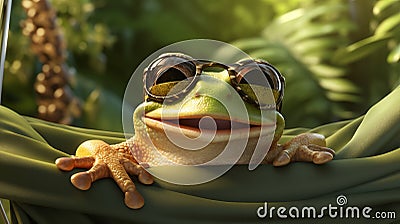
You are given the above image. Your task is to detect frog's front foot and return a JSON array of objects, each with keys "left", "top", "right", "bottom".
[
  {"left": 55, "top": 140, "right": 153, "bottom": 209},
  {"left": 272, "top": 133, "right": 335, "bottom": 166}
]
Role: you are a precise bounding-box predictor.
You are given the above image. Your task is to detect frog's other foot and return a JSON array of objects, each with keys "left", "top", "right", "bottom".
[
  {"left": 55, "top": 140, "right": 153, "bottom": 209},
  {"left": 273, "top": 133, "right": 335, "bottom": 167}
]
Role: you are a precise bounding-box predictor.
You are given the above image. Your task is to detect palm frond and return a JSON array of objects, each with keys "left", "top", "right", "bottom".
[
  {"left": 234, "top": 2, "right": 358, "bottom": 127},
  {"left": 334, "top": 0, "right": 400, "bottom": 65}
]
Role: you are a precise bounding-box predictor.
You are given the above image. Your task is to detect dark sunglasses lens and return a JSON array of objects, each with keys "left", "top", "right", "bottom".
[
  {"left": 236, "top": 62, "right": 284, "bottom": 108},
  {"left": 145, "top": 55, "right": 196, "bottom": 98}
]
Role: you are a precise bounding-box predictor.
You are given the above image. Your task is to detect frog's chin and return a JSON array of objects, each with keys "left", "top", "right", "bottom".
[{"left": 142, "top": 116, "right": 275, "bottom": 141}]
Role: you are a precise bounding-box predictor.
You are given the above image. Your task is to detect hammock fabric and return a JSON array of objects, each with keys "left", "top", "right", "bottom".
[{"left": 0, "top": 87, "right": 399, "bottom": 224}]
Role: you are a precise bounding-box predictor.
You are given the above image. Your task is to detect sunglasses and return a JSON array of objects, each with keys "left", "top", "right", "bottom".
[{"left": 143, "top": 53, "right": 285, "bottom": 111}]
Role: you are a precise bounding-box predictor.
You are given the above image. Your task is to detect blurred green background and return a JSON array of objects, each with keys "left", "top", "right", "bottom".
[{"left": 2, "top": 0, "right": 399, "bottom": 131}]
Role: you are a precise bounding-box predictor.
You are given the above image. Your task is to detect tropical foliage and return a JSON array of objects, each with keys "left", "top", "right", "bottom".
[
  {"left": 235, "top": 0, "right": 400, "bottom": 127},
  {"left": 2, "top": 0, "right": 399, "bottom": 130},
  {"left": 235, "top": 1, "right": 356, "bottom": 126}
]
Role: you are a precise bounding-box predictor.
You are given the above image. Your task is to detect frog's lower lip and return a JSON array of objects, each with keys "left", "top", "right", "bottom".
[{"left": 142, "top": 116, "right": 274, "bottom": 138}]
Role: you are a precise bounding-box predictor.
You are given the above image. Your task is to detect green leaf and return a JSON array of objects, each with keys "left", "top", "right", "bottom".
[
  {"left": 319, "top": 78, "right": 359, "bottom": 93},
  {"left": 292, "top": 38, "right": 342, "bottom": 56},
  {"left": 309, "top": 65, "right": 346, "bottom": 78},
  {"left": 333, "top": 34, "right": 393, "bottom": 65},
  {"left": 375, "top": 13, "right": 400, "bottom": 35},
  {"left": 276, "top": 3, "right": 345, "bottom": 25},
  {"left": 247, "top": 46, "right": 290, "bottom": 62},
  {"left": 326, "top": 92, "right": 361, "bottom": 102},
  {"left": 267, "top": 3, "right": 347, "bottom": 39},
  {"left": 387, "top": 44, "right": 400, "bottom": 63},
  {"left": 287, "top": 22, "right": 354, "bottom": 44},
  {"left": 373, "top": 0, "right": 397, "bottom": 16},
  {"left": 232, "top": 38, "right": 269, "bottom": 51}
]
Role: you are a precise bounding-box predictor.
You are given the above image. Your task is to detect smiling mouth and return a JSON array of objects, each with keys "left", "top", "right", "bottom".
[
  {"left": 143, "top": 116, "right": 267, "bottom": 133},
  {"left": 142, "top": 115, "right": 276, "bottom": 141},
  {"left": 171, "top": 118, "right": 261, "bottom": 130}
]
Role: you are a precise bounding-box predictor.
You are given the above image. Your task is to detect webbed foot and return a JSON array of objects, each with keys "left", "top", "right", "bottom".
[
  {"left": 56, "top": 140, "right": 153, "bottom": 209},
  {"left": 272, "top": 133, "right": 335, "bottom": 166}
]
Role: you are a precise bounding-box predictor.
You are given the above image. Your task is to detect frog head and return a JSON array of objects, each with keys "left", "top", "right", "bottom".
[{"left": 132, "top": 53, "right": 285, "bottom": 166}]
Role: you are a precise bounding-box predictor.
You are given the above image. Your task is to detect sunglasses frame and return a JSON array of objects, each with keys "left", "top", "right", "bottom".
[{"left": 143, "top": 53, "right": 285, "bottom": 111}]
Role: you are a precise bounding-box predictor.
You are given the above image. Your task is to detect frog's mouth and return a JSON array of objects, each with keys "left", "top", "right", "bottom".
[
  {"left": 143, "top": 115, "right": 274, "bottom": 139},
  {"left": 147, "top": 117, "right": 257, "bottom": 130}
]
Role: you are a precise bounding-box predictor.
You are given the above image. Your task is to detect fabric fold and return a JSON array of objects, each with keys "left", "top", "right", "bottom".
[{"left": 0, "top": 87, "right": 398, "bottom": 223}]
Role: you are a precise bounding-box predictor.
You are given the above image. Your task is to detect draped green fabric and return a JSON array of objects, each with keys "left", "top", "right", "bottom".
[{"left": 0, "top": 87, "right": 399, "bottom": 223}]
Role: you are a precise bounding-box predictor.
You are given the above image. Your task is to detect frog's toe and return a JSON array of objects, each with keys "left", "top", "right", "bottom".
[
  {"left": 71, "top": 172, "right": 93, "bottom": 190},
  {"left": 295, "top": 145, "right": 334, "bottom": 164},
  {"left": 272, "top": 133, "right": 335, "bottom": 166},
  {"left": 272, "top": 149, "right": 292, "bottom": 166},
  {"left": 55, "top": 156, "right": 95, "bottom": 171},
  {"left": 272, "top": 150, "right": 291, "bottom": 166},
  {"left": 121, "top": 158, "right": 154, "bottom": 185},
  {"left": 273, "top": 144, "right": 334, "bottom": 166},
  {"left": 70, "top": 160, "right": 110, "bottom": 190},
  {"left": 125, "top": 189, "right": 145, "bottom": 209}
]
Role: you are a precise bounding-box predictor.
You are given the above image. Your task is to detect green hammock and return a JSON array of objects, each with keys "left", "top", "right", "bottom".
[{"left": 0, "top": 86, "right": 399, "bottom": 224}]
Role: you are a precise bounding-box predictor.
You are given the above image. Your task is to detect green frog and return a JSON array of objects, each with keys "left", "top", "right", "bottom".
[{"left": 56, "top": 53, "right": 335, "bottom": 209}]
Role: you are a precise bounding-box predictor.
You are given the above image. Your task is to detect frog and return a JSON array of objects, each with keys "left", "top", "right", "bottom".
[{"left": 55, "top": 53, "right": 335, "bottom": 209}]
